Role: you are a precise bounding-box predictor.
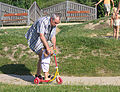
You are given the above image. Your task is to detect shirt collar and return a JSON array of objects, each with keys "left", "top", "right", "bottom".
[{"left": 48, "top": 17, "right": 51, "bottom": 27}]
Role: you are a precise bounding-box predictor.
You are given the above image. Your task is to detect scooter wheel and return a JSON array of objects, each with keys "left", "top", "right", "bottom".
[
  {"left": 34, "top": 77, "right": 40, "bottom": 84},
  {"left": 56, "top": 77, "right": 63, "bottom": 84}
]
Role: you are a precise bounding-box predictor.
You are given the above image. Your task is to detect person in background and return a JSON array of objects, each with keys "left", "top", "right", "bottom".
[
  {"left": 111, "top": 7, "right": 120, "bottom": 40},
  {"left": 95, "top": 0, "right": 114, "bottom": 16}
]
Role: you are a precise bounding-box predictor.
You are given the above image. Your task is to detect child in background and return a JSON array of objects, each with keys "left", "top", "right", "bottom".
[{"left": 111, "top": 7, "right": 120, "bottom": 40}]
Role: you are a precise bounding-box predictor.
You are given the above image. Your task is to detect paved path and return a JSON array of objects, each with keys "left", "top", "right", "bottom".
[
  {"left": 0, "top": 23, "right": 81, "bottom": 29},
  {"left": 0, "top": 74, "right": 120, "bottom": 86}
]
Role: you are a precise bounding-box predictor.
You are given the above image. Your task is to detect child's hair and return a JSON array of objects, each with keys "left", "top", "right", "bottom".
[{"left": 113, "top": 7, "right": 117, "bottom": 13}]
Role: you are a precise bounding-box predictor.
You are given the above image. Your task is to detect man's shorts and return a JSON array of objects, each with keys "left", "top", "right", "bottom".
[
  {"left": 104, "top": 4, "right": 111, "bottom": 13},
  {"left": 33, "top": 40, "right": 53, "bottom": 55}
]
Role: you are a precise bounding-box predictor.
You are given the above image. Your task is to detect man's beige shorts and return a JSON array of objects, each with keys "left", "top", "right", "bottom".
[{"left": 104, "top": 4, "right": 111, "bottom": 13}]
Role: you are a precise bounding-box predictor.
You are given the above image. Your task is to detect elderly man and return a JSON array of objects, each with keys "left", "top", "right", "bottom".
[
  {"left": 95, "top": 0, "right": 114, "bottom": 16},
  {"left": 25, "top": 13, "right": 61, "bottom": 79}
]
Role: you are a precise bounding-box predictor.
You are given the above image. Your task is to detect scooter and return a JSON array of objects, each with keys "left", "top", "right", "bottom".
[{"left": 34, "top": 51, "right": 63, "bottom": 84}]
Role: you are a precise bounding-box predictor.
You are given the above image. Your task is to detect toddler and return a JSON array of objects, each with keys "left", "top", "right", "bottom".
[{"left": 111, "top": 7, "right": 120, "bottom": 40}]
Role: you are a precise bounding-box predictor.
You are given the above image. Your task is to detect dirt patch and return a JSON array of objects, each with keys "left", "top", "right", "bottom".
[
  {"left": 89, "top": 33, "right": 97, "bottom": 37},
  {"left": 2, "top": 44, "right": 37, "bottom": 61},
  {"left": 3, "top": 47, "right": 10, "bottom": 52},
  {"left": 92, "top": 49, "right": 110, "bottom": 57},
  {"left": 94, "top": 22, "right": 109, "bottom": 30},
  {"left": 13, "top": 44, "right": 27, "bottom": 50},
  {"left": 84, "top": 19, "right": 110, "bottom": 30},
  {"left": 106, "top": 32, "right": 113, "bottom": 36},
  {"left": 0, "top": 23, "right": 81, "bottom": 29}
]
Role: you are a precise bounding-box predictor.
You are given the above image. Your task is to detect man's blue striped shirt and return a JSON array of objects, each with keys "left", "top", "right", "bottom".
[{"left": 25, "top": 16, "right": 56, "bottom": 54}]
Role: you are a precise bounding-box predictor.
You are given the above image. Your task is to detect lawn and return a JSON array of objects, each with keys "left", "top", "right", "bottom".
[
  {"left": 0, "top": 17, "right": 120, "bottom": 91},
  {"left": 0, "top": 83, "right": 120, "bottom": 92},
  {"left": 0, "top": 19, "right": 120, "bottom": 77}
]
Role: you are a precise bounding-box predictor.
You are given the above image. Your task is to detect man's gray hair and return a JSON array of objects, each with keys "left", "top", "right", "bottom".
[{"left": 51, "top": 13, "right": 62, "bottom": 21}]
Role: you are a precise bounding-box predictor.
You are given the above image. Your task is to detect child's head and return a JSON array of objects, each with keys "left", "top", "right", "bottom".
[{"left": 113, "top": 7, "right": 117, "bottom": 13}]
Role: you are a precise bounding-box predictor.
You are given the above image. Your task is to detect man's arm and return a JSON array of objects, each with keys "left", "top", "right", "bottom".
[
  {"left": 51, "top": 35, "right": 56, "bottom": 50},
  {"left": 95, "top": 0, "right": 103, "bottom": 6}
]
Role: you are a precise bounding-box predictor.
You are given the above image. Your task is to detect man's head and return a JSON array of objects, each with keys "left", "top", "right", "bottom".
[{"left": 50, "top": 13, "right": 61, "bottom": 26}]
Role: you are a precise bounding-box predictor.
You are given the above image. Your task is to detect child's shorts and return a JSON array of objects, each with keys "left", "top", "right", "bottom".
[
  {"left": 41, "top": 62, "right": 49, "bottom": 72},
  {"left": 113, "top": 19, "right": 120, "bottom": 26},
  {"left": 41, "top": 49, "right": 50, "bottom": 72}
]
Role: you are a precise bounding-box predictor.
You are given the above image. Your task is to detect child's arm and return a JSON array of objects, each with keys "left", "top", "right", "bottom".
[{"left": 95, "top": 0, "right": 103, "bottom": 6}]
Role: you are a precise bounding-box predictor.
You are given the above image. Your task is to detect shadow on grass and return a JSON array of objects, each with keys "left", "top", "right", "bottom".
[
  {"left": 0, "top": 64, "right": 34, "bottom": 83},
  {"left": 105, "top": 36, "right": 113, "bottom": 38}
]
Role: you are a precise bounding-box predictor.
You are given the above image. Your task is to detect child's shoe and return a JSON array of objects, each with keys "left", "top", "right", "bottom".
[{"left": 35, "top": 74, "right": 43, "bottom": 80}]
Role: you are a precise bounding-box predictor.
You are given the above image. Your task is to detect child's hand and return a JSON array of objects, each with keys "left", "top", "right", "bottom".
[
  {"left": 50, "top": 49, "right": 54, "bottom": 56},
  {"left": 44, "top": 49, "right": 53, "bottom": 57}
]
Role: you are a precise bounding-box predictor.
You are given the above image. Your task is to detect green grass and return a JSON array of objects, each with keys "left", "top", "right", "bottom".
[
  {"left": 0, "top": 19, "right": 120, "bottom": 77},
  {"left": 0, "top": 18, "right": 120, "bottom": 91},
  {"left": 56, "top": 22, "right": 120, "bottom": 76},
  {"left": 0, "top": 28, "right": 37, "bottom": 75},
  {"left": 0, "top": 83, "right": 120, "bottom": 92}
]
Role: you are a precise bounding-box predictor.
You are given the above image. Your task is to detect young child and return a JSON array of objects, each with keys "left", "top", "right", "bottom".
[
  {"left": 41, "top": 48, "right": 52, "bottom": 80},
  {"left": 35, "top": 40, "right": 54, "bottom": 80},
  {"left": 111, "top": 7, "right": 120, "bottom": 40}
]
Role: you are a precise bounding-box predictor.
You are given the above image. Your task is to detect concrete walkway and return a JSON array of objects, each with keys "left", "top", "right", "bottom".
[
  {"left": 0, "top": 23, "right": 81, "bottom": 29},
  {"left": 0, "top": 74, "right": 120, "bottom": 86}
]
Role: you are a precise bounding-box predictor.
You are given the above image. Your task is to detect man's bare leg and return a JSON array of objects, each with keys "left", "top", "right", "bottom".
[{"left": 107, "top": 12, "right": 110, "bottom": 16}]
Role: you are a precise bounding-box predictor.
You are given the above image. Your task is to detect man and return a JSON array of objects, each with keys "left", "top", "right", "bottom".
[
  {"left": 25, "top": 13, "right": 61, "bottom": 78},
  {"left": 95, "top": 0, "right": 114, "bottom": 16}
]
